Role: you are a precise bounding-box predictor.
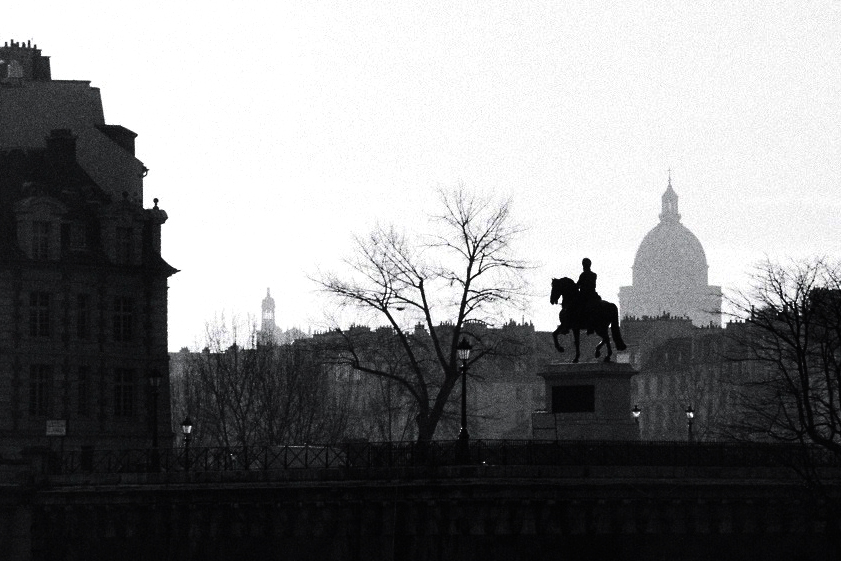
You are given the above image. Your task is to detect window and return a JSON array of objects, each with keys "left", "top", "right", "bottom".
[
  {"left": 29, "top": 365, "right": 51, "bottom": 416},
  {"left": 77, "top": 294, "right": 90, "bottom": 339},
  {"left": 69, "top": 222, "right": 86, "bottom": 250},
  {"left": 114, "top": 368, "right": 135, "bottom": 417},
  {"left": 551, "top": 385, "right": 595, "bottom": 413},
  {"left": 116, "top": 227, "right": 133, "bottom": 264},
  {"left": 77, "top": 366, "right": 89, "bottom": 416},
  {"left": 29, "top": 292, "right": 51, "bottom": 337},
  {"left": 32, "top": 221, "right": 51, "bottom": 260},
  {"left": 113, "top": 297, "right": 134, "bottom": 342},
  {"left": 80, "top": 446, "right": 94, "bottom": 472},
  {"left": 7, "top": 60, "right": 23, "bottom": 79}
]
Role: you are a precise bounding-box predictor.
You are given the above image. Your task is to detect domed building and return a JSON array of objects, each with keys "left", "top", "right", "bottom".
[{"left": 619, "top": 177, "right": 722, "bottom": 327}]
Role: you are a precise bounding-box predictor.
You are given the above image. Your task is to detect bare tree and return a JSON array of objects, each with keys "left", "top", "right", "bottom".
[
  {"left": 173, "top": 315, "right": 354, "bottom": 448},
  {"left": 723, "top": 258, "right": 841, "bottom": 554},
  {"left": 333, "top": 328, "right": 420, "bottom": 442},
  {"left": 314, "top": 187, "right": 529, "bottom": 442},
  {"left": 725, "top": 258, "right": 841, "bottom": 454}
]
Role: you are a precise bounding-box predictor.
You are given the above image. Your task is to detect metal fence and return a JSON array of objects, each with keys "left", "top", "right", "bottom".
[{"left": 47, "top": 440, "right": 840, "bottom": 475}]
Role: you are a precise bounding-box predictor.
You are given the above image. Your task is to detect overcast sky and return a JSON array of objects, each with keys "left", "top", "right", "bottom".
[{"left": 7, "top": 2, "right": 841, "bottom": 350}]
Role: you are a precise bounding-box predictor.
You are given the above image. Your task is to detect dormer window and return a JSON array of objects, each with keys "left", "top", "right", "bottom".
[
  {"left": 6, "top": 59, "right": 23, "bottom": 79},
  {"left": 15, "top": 197, "right": 67, "bottom": 260},
  {"left": 32, "top": 221, "right": 51, "bottom": 260}
]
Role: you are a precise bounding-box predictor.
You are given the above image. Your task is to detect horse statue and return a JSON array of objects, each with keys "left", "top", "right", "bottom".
[{"left": 550, "top": 277, "right": 627, "bottom": 363}]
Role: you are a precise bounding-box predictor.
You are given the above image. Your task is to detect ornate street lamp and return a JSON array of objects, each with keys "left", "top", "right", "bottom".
[
  {"left": 148, "top": 370, "right": 162, "bottom": 471},
  {"left": 631, "top": 405, "right": 641, "bottom": 426},
  {"left": 685, "top": 405, "right": 695, "bottom": 443},
  {"left": 456, "top": 337, "right": 472, "bottom": 463},
  {"left": 181, "top": 416, "right": 193, "bottom": 475}
]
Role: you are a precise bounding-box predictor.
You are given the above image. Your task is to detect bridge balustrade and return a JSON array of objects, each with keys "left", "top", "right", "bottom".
[{"left": 45, "top": 440, "right": 839, "bottom": 476}]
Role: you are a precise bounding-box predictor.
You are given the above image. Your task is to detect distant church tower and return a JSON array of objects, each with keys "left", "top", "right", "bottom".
[
  {"left": 261, "top": 288, "right": 276, "bottom": 339},
  {"left": 619, "top": 176, "right": 722, "bottom": 326}
]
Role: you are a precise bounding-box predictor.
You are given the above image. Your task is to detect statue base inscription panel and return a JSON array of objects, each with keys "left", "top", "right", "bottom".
[{"left": 532, "top": 362, "right": 638, "bottom": 441}]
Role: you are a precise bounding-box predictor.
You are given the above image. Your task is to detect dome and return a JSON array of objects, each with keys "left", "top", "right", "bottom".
[
  {"left": 631, "top": 182, "right": 708, "bottom": 290},
  {"left": 620, "top": 177, "right": 722, "bottom": 326}
]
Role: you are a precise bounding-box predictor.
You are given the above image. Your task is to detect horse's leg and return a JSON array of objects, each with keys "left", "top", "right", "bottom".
[
  {"left": 594, "top": 339, "right": 604, "bottom": 358},
  {"left": 572, "top": 329, "right": 581, "bottom": 363},
  {"left": 601, "top": 328, "right": 613, "bottom": 363},
  {"left": 552, "top": 326, "right": 565, "bottom": 353}
]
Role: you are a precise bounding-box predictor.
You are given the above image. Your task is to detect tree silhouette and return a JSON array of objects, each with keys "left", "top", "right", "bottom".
[
  {"left": 315, "top": 187, "right": 529, "bottom": 442},
  {"left": 726, "top": 258, "right": 841, "bottom": 452},
  {"left": 172, "top": 315, "right": 353, "bottom": 448},
  {"left": 724, "top": 258, "right": 841, "bottom": 551}
]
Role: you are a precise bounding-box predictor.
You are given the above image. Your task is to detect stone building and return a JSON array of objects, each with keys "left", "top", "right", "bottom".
[
  {"left": 311, "top": 319, "right": 551, "bottom": 442},
  {"left": 468, "top": 320, "right": 548, "bottom": 439},
  {"left": 622, "top": 316, "right": 755, "bottom": 441},
  {"left": 0, "top": 40, "right": 146, "bottom": 202},
  {"left": 619, "top": 176, "right": 722, "bottom": 327},
  {"left": 0, "top": 41, "right": 176, "bottom": 456}
]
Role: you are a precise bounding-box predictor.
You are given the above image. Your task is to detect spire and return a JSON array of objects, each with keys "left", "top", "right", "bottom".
[{"left": 659, "top": 173, "right": 681, "bottom": 223}]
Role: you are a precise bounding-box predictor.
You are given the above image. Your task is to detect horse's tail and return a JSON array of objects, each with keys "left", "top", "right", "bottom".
[{"left": 611, "top": 303, "right": 627, "bottom": 351}]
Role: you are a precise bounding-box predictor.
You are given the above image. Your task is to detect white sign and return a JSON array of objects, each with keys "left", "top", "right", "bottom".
[{"left": 46, "top": 419, "right": 67, "bottom": 436}]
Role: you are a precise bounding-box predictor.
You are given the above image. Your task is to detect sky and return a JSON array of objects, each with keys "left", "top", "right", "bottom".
[{"left": 6, "top": 2, "right": 841, "bottom": 350}]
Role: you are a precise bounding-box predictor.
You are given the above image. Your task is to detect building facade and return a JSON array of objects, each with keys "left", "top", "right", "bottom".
[
  {"left": 619, "top": 177, "right": 722, "bottom": 327},
  {"left": 0, "top": 41, "right": 176, "bottom": 456},
  {"left": 310, "top": 319, "right": 550, "bottom": 442},
  {"left": 621, "top": 316, "right": 758, "bottom": 441}
]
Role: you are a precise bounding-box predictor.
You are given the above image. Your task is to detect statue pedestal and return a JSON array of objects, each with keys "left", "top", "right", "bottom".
[{"left": 532, "top": 362, "right": 639, "bottom": 441}]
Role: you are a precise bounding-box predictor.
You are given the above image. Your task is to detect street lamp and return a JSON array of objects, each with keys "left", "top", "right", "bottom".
[
  {"left": 456, "top": 337, "right": 472, "bottom": 463},
  {"left": 631, "top": 405, "right": 641, "bottom": 427},
  {"left": 181, "top": 416, "right": 193, "bottom": 475},
  {"left": 148, "top": 370, "right": 162, "bottom": 471},
  {"left": 685, "top": 405, "right": 695, "bottom": 443}
]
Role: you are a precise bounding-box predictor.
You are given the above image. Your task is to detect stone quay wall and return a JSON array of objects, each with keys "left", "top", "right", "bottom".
[{"left": 0, "top": 463, "right": 835, "bottom": 561}]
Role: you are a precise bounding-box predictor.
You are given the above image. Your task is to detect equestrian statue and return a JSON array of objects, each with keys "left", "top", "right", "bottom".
[{"left": 550, "top": 258, "right": 627, "bottom": 363}]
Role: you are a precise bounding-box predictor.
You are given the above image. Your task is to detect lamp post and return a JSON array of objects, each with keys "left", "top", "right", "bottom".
[
  {"left": 181, "top": 416, "right": 193, "bottom": 475},
  {"left": 148, "top": 370, "right": 162, "bottom": 471},
  {"left": 456, "top": 337, "right": 472, "bottom": 463},
  {"left": 685, "top": 405, "right": 694, "bottom": 443}
]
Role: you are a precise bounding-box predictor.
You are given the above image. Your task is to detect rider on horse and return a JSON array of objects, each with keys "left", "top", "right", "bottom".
[
  {"left": 577, "top": 258, "right": 601, "bottom": 334},
  {"left": 550, "top": 261, "right": 627, "bottom": 363}
]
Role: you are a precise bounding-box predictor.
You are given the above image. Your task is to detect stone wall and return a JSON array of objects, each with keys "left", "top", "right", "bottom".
[{"left": 6, "top": 464, "right": 837, "bottom": 561}]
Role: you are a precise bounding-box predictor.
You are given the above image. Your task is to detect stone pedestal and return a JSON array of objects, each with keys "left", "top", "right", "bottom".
[{"left": 532, "top": 362, "right": 639, "bottom": 441}]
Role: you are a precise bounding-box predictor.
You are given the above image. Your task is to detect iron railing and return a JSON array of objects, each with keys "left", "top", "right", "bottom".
[{"left": 44, "top": 440, "right": 841, "bottom": 475}]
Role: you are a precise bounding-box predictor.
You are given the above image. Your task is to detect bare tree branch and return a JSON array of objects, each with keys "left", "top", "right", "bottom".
[
  {"left": 724, "top": 258, "right": 841, "bottom": 457},
  {"left": 312, "top": 186, "right": 531, "bottom": 441}
]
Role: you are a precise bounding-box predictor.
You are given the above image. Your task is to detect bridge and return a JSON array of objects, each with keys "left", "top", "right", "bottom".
[{"left": 1, "top": 440, "right": 839, "bottom": 560}]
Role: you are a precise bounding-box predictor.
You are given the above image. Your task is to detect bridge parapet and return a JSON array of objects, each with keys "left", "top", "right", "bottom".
[
  {"left": 3, "top": 443, "right": 841, "bottom": 560},
  {"left": 26, "top": 439, "right": 839, "bottom": 481},
  {"left": 23, "top": 461, "right": 841, "bottom": 561}
]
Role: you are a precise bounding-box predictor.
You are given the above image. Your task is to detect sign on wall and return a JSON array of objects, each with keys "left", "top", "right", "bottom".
[{"left": 46, "top": 419, "right": 67, "bottom": 436}]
